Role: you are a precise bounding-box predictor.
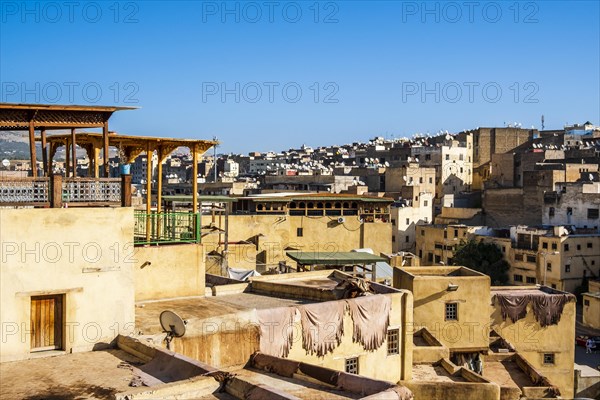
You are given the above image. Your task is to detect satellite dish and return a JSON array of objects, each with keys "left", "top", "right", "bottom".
[
  {"left": 160, "top": 310, "right": 186, "bottom": 349},
  {"left": 1, "top": 159, "right": 9, "bottom": 168}
]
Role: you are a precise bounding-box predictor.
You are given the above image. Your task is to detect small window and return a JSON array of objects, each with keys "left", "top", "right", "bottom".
[
  {"left": 296, "top": 228, "right": 303, "bottom": 237},
  {"left": 527, "top": 255, "right": 536, "bottom": 263},
  {"left": 526, "top": 276, "right": 536, "bottom": 284},
  {"left": 543, "top": 353, "right": 555, "bottom": 365},
  {"left": 549, "top": 207, "right": 555, "bottom": 217},
  {"left": 587, "top": 242, "right": 593, "bottom": 249},
  {"left": 444, "top": 231, "right": 448, "bottom": 239},
  {"left": 387, "top": 328, "right": 399, "bottom": 356},
  {"left": 584, "top": 299, "right": 590, "bottom": 306},
  {"left": 406, "top": 218, "right": 410, "bottom": 225},
  {"left": 564, "top": 244, "right": 569, "bottom": 252},
  {"left": 405, "top": 236, "right": 410, "bottom": 243},
  {"left": 567, "top": 207, "right": 573, "bottom": 215},
  {"left": 391, "top": 219, "right": 396, "bottom": 226},
  {"left": 514, "top": 274, "right": 523, "bottom": 282},
  {"left": 588, "top": 208, "right": 599, "bottom": 219},
  {"left": 546, "top": 263, "right": 552, "bottom": 271},
  {"left": 565, "top": 264, "right": 571, "bottom": 273},
  {"left": 421, "top": 229, "right": 425, "bottom": 236},
  {"left": 502, "top": 246, "right": 506, "bottom": 253},
  {"left": 454, "top": 229, "right": 459, "bottom": 237},
  {"left": 392, "top": 236, "right": 396, "bottom": 243},
  {"left": 551, "top": 284, "right": 556, "bottom": 289},
  {"left": 445, "top": 303, "right": 458, "bottom": 321},
  {"left": 424, "top": 200, "right": 428, "bottom": 207},
  {"left": 515, "top": 254, "right": 524, "bottom": 261},
  {"left": 577, "top": 244, "right": 582, "bottom": 251},
  {"left": 551, "top": 243, "right": 557, "bottom": 250},
  {"left": 542, "top": 242, "right": 548, "bottom": 249},
  {"left": 345, "top": 357, "right": 358, "bottom": 374}
]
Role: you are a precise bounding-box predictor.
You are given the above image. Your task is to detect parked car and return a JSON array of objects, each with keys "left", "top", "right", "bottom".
[{"left": 576, "top": 335, "right": 600, "bottom": 348}]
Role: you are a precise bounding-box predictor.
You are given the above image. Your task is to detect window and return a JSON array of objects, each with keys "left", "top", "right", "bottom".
[
  {"left": 392, "top": 236, "right": 396, "bottom": 243},
  {"left": 445, "top": 154, "right": 450, "bottom": 160},
  {"left": 551, "top": 284, "right": 556, "bottom": 289},
  {"left": 391, "top": 219, "right": 396, "bottom": 226},
  {"left": 296, "top": 228, "right": 303, "bottom": 237},
  {"left": 527, "top": 255, "right": 536, "bottom": 263},
  {"left": 588, "top": 208, "right": 599, "bottom": 219},
  {"left": 454, "top": 229, "right": 459, "bottom": 237},
  {"left": 577, "top": 244, "right": 581, "bottom": 251},
  {"left": 421, "top": 229, "right": 425, "bottom": 236},
  {"left": 387, "top": 329, "right": 399, "bottom": 355},
  {"left": 405, "top": 236, "right": 410, "bottom": 243},
  {"left": 543, "top": 353, "right": 555, "bottom": 365},
  {"left": 515, "top": 254, "right": 524, "bottom": 261},
  {"left": 565, "top": 264, "right": 570, "bottom": 273},
  {"left": 514, "top": 274, "right": 523, "bottom": 282},
  {"left": 345, "top": 357, "right": 358, "bottom": 374},
  {"left": 584, "top": 299, "right": 590, "bottom": 306},
  {"left": 429, "top": 177, "right": 433, "bottom": 184},
  {"left": 546, "top": 263, "right": 552, "bottom": 271},
  {"left": 564, "top": 244, "right": 569, "bottom": 252},
  {"left": 526, "top": 277, "right": 536, "bottom": 284},
  {"left": 551, "top": 243, "right": 557, "bottom": 250},
  {"left": 406, "top": 218, "right": 410, "bottom": 225},
  {"left": 444, "top": 231, "right": 448, "bottom": 239},
  {"left": 587, "top": 242, "right": 593, "bottom": 249},
  {"left": 542, "top": 242, "right": 548, "bottom": 249},
  {"left": 549, "top": 207, "right": 555, "bottom": 217},
  {"left": 424, "top": 200, "right": 428, "bottom": 206},
  {"left": 502, "top": 246, "right": 506, "bottom": 253},
  {"left": 445, "top": 303, "right": 458, "bottom": 321},
  {"left": 567, "top": 207, "right": 573, "bottom": 215}
]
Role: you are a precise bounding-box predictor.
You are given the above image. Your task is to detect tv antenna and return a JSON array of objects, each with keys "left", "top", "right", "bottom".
[
  {"left": 541, "top": 115, "right": 545, "bottom": 131},
  {"left": 159, "top": 310, "right": 187, "bottom": 350}
]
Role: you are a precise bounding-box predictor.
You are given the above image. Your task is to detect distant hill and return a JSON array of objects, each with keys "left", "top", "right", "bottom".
[{"left": 0, "top": 131, "right": 40, "bottom": 160}]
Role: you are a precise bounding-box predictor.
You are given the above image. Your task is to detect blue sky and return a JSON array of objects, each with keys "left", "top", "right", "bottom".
[{"left": 1, "top": 1, "right": 599, "bottom": 153}]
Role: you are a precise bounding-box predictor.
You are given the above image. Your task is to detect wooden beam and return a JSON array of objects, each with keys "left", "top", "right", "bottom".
[
  {"left": 28, "top": 119, "right": 37, "bottom": 177},
  {"left": 156, "top": 147, "right": 163, "bottom": 214},
  {"left": 145, "top": 143, "right": 153, "bottom": 242},
  {"left": 192, "top": 145, "right": 198, "bottom": 214},
  {"left": 71, "top": 128, "right": 77, "bottom": 178},
  {"left": 41, "top": 129, "right": 48, "bottom": 176},
  {"left": 65, "top": 139, "right": 71, "bottom": 178},
  {"left": 93, "top": 146, "right": 100, "bottom": 178},
  {"left": 103, "top": 119, "right": 109, "bottom": 177}
]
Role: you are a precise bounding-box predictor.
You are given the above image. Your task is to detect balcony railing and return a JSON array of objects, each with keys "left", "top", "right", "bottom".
[
  {"left": 62, "top": 178, "right": 121, "bottom": 204},
  {"left": 134, "top": 211, "right": 200, "bottom": 245},
  {"left": 0, "top": 175, "right": 130, "bottom": 208},
  {"left": 0, "top": 177, "right": 50, "bottom": 206}
]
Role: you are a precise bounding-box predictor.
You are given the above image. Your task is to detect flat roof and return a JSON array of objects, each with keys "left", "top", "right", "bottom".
[
  {"left": 162, "top": 195, "right": 237, "bottom": 203},
  {"left": 0, "top": 102, "right": 136, "bottom": 130},
  {"left": 0, "top": 349, "right": 143, "bottom": 399},
  {"left": 286, "top": 251, "right": 386, "bottom": 265},
  {"left": 241, "top": 193, "right": 393, "bottom": 203},
  {"left": 136, "top": 293, "right": 313, "bottom": 335}
]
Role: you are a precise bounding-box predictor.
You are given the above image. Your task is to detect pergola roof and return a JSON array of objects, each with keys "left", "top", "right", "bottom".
[
  {"left": 286, "top": 251, "right": 386, "bottom": 266},
  {"left": 37, "top": 132, "right": 217, "bottom": 163},
  {"left": 0, "top": 102, "right": 136, "bottom": 130}
]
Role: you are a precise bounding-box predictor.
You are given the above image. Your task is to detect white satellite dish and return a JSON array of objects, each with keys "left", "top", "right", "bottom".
[
  {"left": 160, "top": 310, "right": 187, "bottom": 349},
  {"left": 1, "top": 159, "right": 9, "bottom": 168}
]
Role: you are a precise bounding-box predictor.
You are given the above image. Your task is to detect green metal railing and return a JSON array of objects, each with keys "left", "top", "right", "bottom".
[{"left": 134, "top": 211, "right": 200, "bottom": 245}]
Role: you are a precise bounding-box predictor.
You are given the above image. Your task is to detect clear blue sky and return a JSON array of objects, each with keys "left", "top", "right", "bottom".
[{"left": 1, "top": 1, "right": 599, "bottom": 154}]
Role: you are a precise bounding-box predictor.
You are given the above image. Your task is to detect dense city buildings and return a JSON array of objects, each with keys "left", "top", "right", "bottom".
[{"left": 1, "top": 103, "right": 599, "bottom": 399}]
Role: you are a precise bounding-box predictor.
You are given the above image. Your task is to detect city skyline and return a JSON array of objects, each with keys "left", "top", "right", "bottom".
[{"left": 1, "top": 1, "right": 599, "bottom": 154}]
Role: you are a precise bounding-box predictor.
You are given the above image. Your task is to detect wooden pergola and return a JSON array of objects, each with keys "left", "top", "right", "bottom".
[
  {"left": 39, "top": 132, "right": 217, "bottom": 215},
  {"left": 0, "top": 102, "right": 135, "bottom": 178}
]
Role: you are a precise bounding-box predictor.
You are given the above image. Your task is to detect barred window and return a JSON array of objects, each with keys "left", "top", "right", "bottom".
[
  {"left": 543, "top": 353, "right": 555, "bottom": 365},
  {"left": 387, "top": 329, "right": 399, "bottom": 356},
  {"left": 445, "top": 303, "right": 458, "bottom": 321},
  {"left": 345, "top": 357, "right": 358, "bottom": 374}
]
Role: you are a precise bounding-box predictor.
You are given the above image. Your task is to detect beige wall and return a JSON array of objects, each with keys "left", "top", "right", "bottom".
[
  {"left": 0, "top": 208, "right": 135, "bottom": 362},
  {"left": 203, "top": 214, "right": 392, "bottom": 270},
  {"left": 134, "top": 244, "right": 205, "bottom": 301},
  {"left": 490, "top": 291, "right": 576, "bottom": 398},
  {"left": 583, "top": 289, "right": 600, "bottom": 329},
  {"left": 394, "top": 267, "right": 491, "bottom": 352}
]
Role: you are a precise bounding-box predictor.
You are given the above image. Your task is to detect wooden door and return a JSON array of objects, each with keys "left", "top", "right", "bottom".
[{"left": 30, "top": 295, "right": 63, "bottom": 351}]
